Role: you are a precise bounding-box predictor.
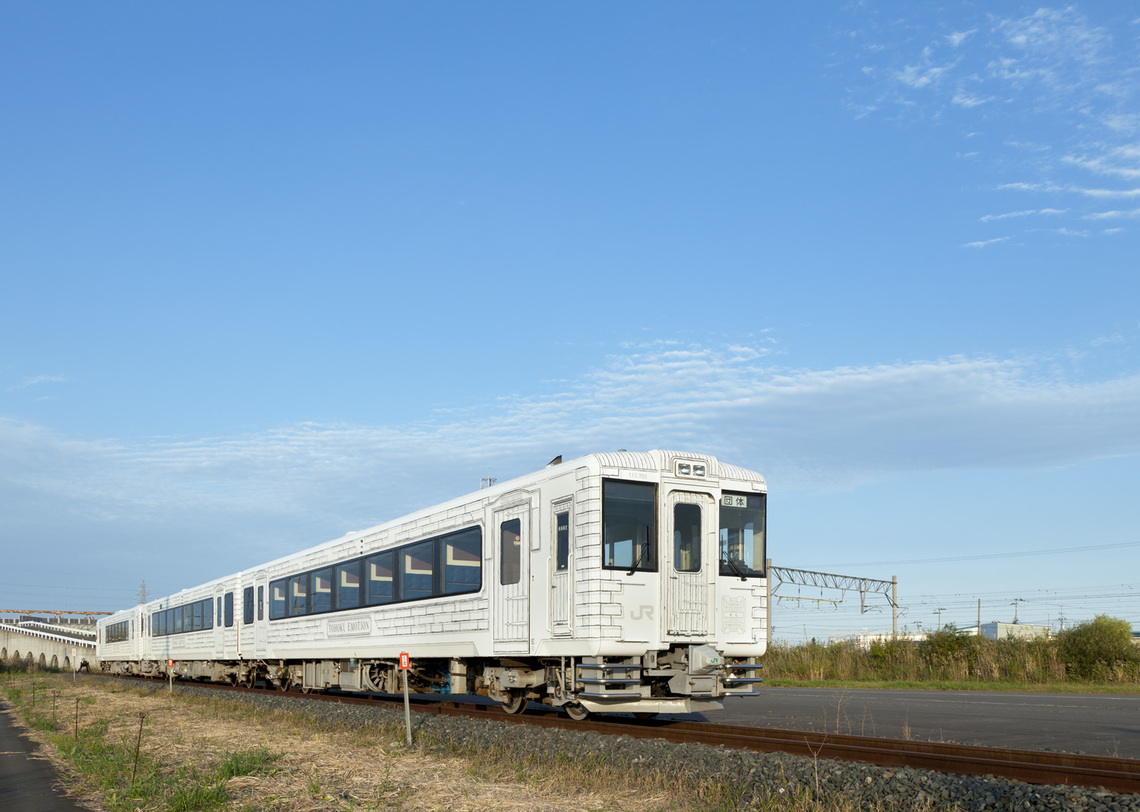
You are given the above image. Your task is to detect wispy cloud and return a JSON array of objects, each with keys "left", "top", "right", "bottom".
[
  {"left": 1072, "top": 186, "right": 1140, "bottom": 199},
  {"left": 3, "top": 341, "right": 1137, "bottom": 528},
  {"left": 964, "top": 237, "right": 1008, "bottom": 248},
  {"left": 844, "top": 6, "right": 1140, "bottom": 236},
  {"left": 1084, "top": 207, "right": 1140, "bottom": 220},
  {"left": 896, "top": 46, "right": 956, "bottom": 89},
  {"left": 8, "top": 374, "right": 66, "bottom": 392},
  {"left": 979, "top": 208, "right": 1066, "bottom": 222},
  {"left": 946, "top": 29, "right": 976, "bottom": 48}
]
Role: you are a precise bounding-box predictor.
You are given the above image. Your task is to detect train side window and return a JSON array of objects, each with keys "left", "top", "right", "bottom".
[
  {"left": 205, "top": 599, "right": 215, "bottom": 630},
  {"left": 243, "top": 587, "right": 254, "bottom": 624},
  {"left": 718, "top": 492, "right": 766, "bottom": 578},
  {"left": 287, "top": 573, "right": 309, "bottom": 616},
  {"left": 336, "top": 560, "right": 362, "bottom": 610},
  {"left": 311, "top": 567, "right": 333, "bottom": 614},
  {"left": 401, "top": 541, "right": 434, "bottom": 601},
  {"left": 673, "top": 502, "right": 702, "bottom": 573},
  {"left": 192, "top": 601, "right": 203, "bottom": 631},
  {"left": 366, "top": 552, "right": 395, "bottom": 605},
  {"left": 269, "top": 580, "right": 286, "bottom": 620},
  {"left": 257, "top": 585, "right": 264, "bottom": 620},
  {"left": 217, "top": 597, "right": 222, "bottom": 626},
  {"left": 441, "top": 528, "right": 481, "bottom": 595},
  {"left": 500, "top": 519, "right": 521, "bottom": 586},
  {"left": 224, "top": 592, "right": 233, "bottom": 627},
  {"left": 555, "top": 511, "right": 570, "bottom": 571},
  {"left": 602, "top": 480, "right": 657, "bottom": 572}
]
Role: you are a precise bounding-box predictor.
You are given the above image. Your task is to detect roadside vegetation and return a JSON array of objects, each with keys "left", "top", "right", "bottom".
[
  {"left": 764, "top": 614, "right": 1140, "bottom": 690},
  {"left": 0, "top": 672, "right": 939, "bottom": 812}
]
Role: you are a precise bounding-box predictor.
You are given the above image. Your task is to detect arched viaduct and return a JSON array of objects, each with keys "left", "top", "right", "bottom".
[{"left": 1, "top": 620, "right": 97, "bottom": 671}]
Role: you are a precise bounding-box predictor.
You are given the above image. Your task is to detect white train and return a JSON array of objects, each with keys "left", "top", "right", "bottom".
[{"left": 97, "top": 450, "right": 767, "bottom": 718}]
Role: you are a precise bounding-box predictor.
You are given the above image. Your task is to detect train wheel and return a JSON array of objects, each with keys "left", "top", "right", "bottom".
[
  {"left": 564, "top": 703, "right": 589, "bottom": 721},
  {"left": 500, "top": 691, "right": 527, "bottom": 715},
  {"left": 245, "top": 670, "right": 258, "bottom": 689},
  {"left": 276, "top": 678, "right": 292, "bottom": 692}
]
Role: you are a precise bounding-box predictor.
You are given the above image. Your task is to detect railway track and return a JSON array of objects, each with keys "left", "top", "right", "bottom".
[{"left": 118, "top": 676, "right": 1140, "bottom": 795}]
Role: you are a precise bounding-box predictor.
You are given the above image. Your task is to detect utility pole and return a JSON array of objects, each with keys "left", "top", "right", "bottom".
[{"left": 935, "top": 607, "right": 945, "bottom": 630}]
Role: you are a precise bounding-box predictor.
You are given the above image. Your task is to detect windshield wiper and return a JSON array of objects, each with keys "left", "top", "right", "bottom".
[
  {"left": 722, "top": 556, "right": 749, "bottom": 582},
  {"left": 627, "top": 526, "right": 650, "bottom": 576}
]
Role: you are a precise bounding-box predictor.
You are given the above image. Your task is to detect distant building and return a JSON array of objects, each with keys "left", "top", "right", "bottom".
[
  {"left": 847, "top": 632, "right": 928, "bottom": 650},
  {"left": 980, "top": 622, "right": 1049, "bottom": 641}
]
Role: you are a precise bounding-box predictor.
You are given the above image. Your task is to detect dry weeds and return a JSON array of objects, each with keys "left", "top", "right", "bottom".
[{"left": 8, "top": 678, "right": 679, "bottom": 811}]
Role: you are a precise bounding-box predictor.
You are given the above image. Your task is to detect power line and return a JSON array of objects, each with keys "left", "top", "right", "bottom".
[{"left": 830, "top": 540, "right": 1140, "bottom": 568}]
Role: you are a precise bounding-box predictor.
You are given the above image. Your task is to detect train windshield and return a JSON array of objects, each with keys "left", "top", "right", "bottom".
[
  {"left": 719, "top": 492, "right": 765, "bottom": 578},
  {"left": 603, "top": 480, "right": 657, "bottom": 572}
]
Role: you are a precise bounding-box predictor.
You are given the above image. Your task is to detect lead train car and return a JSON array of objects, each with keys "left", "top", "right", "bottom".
[{"left": 98, "top": 450, "right": 767, "bottom": 718}]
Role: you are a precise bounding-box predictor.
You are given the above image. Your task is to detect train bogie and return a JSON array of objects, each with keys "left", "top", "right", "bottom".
[{"left": 98, "top": 450, "right": 768, "bottom": 716}]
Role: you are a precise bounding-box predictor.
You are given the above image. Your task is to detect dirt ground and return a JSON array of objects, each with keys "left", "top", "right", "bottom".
[{"left": 9, "top": 679, "right": 675, "bottom": 812}]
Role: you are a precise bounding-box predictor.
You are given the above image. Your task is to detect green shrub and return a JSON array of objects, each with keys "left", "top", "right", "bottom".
[{"left": 1056, "top": 615, "right": 1140, "bottom": 681}]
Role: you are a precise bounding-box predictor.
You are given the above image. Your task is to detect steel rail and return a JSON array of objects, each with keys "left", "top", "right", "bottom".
[{"left": 107, "top": 676, "right": 1140, "bottom": 795}]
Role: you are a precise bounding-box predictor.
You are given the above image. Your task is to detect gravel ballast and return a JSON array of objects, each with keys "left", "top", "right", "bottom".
[{"left": 169, "top": 684, "right": 1140, "bottom": 811}]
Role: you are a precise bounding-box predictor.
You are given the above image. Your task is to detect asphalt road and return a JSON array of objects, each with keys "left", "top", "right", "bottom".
[
  {"left": 0, "top": 704, "right": 89, "bottom": 812},
  {"left": 697, "top": 687, "right": 1140, "bottom": 759}
]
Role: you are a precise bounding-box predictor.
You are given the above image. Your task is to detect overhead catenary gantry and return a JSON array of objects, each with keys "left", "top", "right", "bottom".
[{"left": 767, "top": 564, "right": 899, "bottom": 637}]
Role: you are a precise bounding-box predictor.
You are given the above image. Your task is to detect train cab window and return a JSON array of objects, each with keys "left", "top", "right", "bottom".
[
  {"left": 335, "top": 560, "right": 362, "bottom": 610},
  {"left": 555, "top": 511, "right": 570, "bottom": 571},
  {"left": 719, "top": 492, "right": 766, "bottom": 578},
  {"left": 401, "top": 541, "right": 434, "bottom": 601},
  {"left": 287, "top": 573, "right": 309, "bottom": 616},
  {"left": 442, "top": 528, "right": 481, "bottom": 595},
  {"left": 269, "top": 581, "right": 286, "bottom": 619},
  {"left": 366, "top": 552, "right": 395, "bottom": 605},
  {"left": 673, "top": 502, "right": 702, "bottom": 573},
  {"left": 603, "top": 481, "right": 657, "bottom": 572},
  {"left": 499, "top": 519, "right": 521, "bottom": 586},
  {"left": 311, "top": 568, "right": 333, "bottom": 613},
  {"left": 243, "top": 587, "right": 254, "bottom": 624},
  {"left": 258, "top": 585, "right": 264, "bottom": 620}
]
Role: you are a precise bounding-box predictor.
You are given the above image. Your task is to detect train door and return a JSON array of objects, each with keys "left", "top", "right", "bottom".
[
  {"left": 493, "top": 504, "right": 530, "bottom": 653},
  {"left": 550, "top": 500, "right": 573, "bottom": 637},
  {"left": 133, "top": 605, "right": 144, "bottom": 662},
  {"left": 664, "top": 491, "right": 714, "bottom": 636},
  {"left": 253, "top": 571, "right": 268, "bottom": 657},
  {"left": 214, "top": 586, "right": 225, "bottom": 658}
]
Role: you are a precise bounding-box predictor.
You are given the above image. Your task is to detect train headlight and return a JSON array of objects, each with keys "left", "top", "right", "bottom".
[{"left": 674, "top": 460, "right": 707, "bottom": 478}]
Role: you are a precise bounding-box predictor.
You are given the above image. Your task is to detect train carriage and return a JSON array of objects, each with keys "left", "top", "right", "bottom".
[{"left": 98, "top": 450, "right": 767, "bottom": 718}]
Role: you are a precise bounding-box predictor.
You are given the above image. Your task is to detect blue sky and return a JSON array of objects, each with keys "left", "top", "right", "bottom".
[{"left": 2, "top": 3, "right": 1138, "bottom": 640}]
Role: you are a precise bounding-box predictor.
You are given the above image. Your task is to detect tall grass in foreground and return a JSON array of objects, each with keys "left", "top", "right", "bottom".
[
  {"left": 2, "top": 683, "right": 280, "bottom": 812},
  {"left": 765, "top": 615, "right": 1140, "bottom": 686}
]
